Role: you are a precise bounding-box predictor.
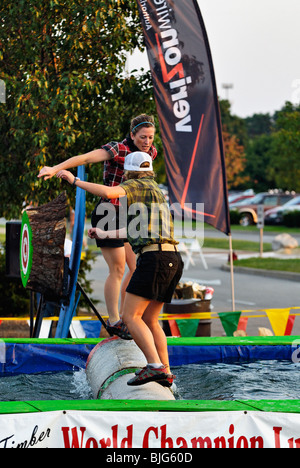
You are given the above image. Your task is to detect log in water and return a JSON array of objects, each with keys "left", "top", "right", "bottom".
[{"left": 86, "top": 337, "right": 175, "bottom": 401}]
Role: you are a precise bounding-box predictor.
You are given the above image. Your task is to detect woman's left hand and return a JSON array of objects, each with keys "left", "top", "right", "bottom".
[{"left": 56, "top": 170, "right": 75, "bottom": 185}]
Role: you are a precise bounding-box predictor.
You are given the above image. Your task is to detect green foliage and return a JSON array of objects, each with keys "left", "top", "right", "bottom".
[
  {"left": 0, "top": 0, "right": 158, "bottom": 218},
  {"left": 1, "top": 1, "right": 300, "bottom": 215},
  {"left": 268, "top": 103, "right": 300, "bottom": 192},
  {"left": 0, "top": 249, "right": 30, "bottom": 316},
  {"left": 243, "top": 134, "right": 275, "bottom": 192},
  {"left": 221, "top": 100, "right": 300, "bottom": 193},
  {"left": 283, "top": 210, "right": 300, "bottom": 228},
  {"left": 229, "top": 210, "right": 242, "bottom": 225},
  {"left": 219, "top": 99, "right": 247, "bottom": 146},
  {"left": 0, "top": 241, "right": 97, "bottom": 317},
  {"left": 244, "top": 113, "right": 273, "bottom": 138}
]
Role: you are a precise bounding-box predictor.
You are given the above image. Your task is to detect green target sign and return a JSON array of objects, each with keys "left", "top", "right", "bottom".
[{"left": 20, "top": 211, "right": 33, "bottom": 288}]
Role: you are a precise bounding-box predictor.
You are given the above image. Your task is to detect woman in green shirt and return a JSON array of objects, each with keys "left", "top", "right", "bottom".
[{"left": 56, "top": 152, "right": 183, "bottom": 387}]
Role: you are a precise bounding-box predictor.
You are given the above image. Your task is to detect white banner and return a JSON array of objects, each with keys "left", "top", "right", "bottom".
[{"left": 1, "top": 410, "right": 300, "bottom": 449}]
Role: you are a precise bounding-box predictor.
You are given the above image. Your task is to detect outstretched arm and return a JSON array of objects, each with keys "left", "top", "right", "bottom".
[
  {"left": 38, "top": 149, "right": 111, "bottom": 180},
  {"left": 56, "top": 169, "right": 126, "bottom": 199}
]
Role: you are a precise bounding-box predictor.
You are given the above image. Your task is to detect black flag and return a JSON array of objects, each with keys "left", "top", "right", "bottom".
[{"left": 136, "top": 0, "right": 231, "bottom": 235}]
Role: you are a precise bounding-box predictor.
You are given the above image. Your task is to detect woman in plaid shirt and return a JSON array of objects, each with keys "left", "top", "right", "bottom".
[{"left": 38, "top": 114, "right": 157, "bottom": 340}]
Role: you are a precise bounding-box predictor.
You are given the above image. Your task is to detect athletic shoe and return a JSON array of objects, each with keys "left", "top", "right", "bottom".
[
  {"left": 106, "top": 320, "right": 132, "bottom": 340},
  {"left": 127, "top": 365, "right": 173, "bottom": 386},
  {"left": 157, "top": 373, "right": 176, "bottom": 388},
  {"left": 133, "top": 366, "right": 176, "bottom": 388}
]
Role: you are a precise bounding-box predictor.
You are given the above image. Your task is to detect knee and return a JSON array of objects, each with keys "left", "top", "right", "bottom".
[
  {"left": 109, "top": 263, "right": 125, "bottom": 281},
  {"left": 144, "top": 320, "right": 155, "bottom": 332},
  {"left": 144, "top": 317, "right": 160, "bottom": 333},
  {"left": 126, "top": 257, "right": 136, "bottom": 274},
  {"left": 122, "top": 308, "right": 139, "bottom": 328}
]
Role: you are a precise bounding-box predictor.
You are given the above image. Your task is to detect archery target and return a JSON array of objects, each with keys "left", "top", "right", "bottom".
[{"left": 20, "top": 212, "right": 33, "bottom": 287}]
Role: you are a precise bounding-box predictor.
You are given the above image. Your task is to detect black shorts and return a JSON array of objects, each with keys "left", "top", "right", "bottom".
[
  {"left": 126, "top": 251, "right": 184, "bottom": 303},
  {"left": 91, "top": 201, "right": 127, "bottom": 249}
]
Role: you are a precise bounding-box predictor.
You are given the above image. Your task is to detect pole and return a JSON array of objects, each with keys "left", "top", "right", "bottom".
[
  {"left": 56, "top": 166, "right": 86, "bottom": 338},
  {"left": 257, "top": 204, "right": 265, "bottom": 258},
  {"left": 260, "top": 228, "right": 264, "bottom": 258},
  {"left": 228, "top": 234, "right": 236, "bottom": 312},
  {"left": 76, "top": 282, "right": 108, "bottom": 330}
]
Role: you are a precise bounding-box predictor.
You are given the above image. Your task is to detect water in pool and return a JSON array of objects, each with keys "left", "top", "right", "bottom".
[
  {"left": 0, "top": 361, "right": 299, "bottom": 402},
  {"left": 0, "top": 369, "right": 93, "bottom": 402},
  {"left": 174, "top": 361, "right": 300, "bottom": 401}
]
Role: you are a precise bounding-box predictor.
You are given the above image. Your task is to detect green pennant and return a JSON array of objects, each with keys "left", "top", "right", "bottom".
[
  {"left": 218, "top": 312, "right": 242, "bottom": 337},
  {"left": 176, "top": 319, "right": 199, "bottom": 337}
]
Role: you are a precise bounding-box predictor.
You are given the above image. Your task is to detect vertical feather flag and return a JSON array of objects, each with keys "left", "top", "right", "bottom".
[{"left": 136, "top": 0, "right": 231, "bottom": 234}]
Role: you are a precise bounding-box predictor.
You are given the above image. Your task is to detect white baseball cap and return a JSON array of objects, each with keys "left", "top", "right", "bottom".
[{"left": 124, "top": 152, "right": 153, "bottom": 172}]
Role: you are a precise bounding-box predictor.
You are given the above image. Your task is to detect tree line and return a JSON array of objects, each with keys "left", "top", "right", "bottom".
[
  {"left": 1, "top": 0, "right": 299, "bottom": 221},
  {"left": 221, "top": 100, "right": 300, "bottom": 194}
]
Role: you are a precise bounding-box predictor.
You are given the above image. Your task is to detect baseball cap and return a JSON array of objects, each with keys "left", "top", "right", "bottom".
[{"left": 124, "top": 152, "right": 153, "bottom": 172}]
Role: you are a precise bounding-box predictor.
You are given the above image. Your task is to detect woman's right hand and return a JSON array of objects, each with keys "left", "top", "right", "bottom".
[{"left": 38, "top": 166, "right": 57, "bottom": 180}]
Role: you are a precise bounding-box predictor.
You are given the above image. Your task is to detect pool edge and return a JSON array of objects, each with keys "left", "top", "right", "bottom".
[{"left": 0, "top": 399, "right": 299, "bottom": 415}]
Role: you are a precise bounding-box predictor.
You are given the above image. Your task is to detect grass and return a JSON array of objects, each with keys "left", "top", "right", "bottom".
[
  {"left": 229, "top": 225, "right": 300, "bottom": 234},
  {"left": 233, "top": 257, "right": 300, "bottom": 273},
  {"left": 0, "top": 227, "right": 272, "bottom": 254},
  {"left": 203, "top": 237, "right": 272, "bottom": 252},
  {"left": 174, "top": 218, "right": 300, "bottom": 234}
]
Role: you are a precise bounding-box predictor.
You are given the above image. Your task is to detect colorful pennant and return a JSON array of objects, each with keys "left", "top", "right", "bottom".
[
  {"left": 265, "top": 309, "right": 291, "bottom": 337},
  {"left": 218, "top": 312, "right": 242, "bottom": 337}
]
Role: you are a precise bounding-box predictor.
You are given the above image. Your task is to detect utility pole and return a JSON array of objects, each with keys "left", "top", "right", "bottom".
[{"left": 222, "top": 83, "right": 234, "bottom": 101}]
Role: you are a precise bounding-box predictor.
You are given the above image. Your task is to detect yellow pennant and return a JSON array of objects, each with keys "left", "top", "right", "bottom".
[{"left": 265, "top": 309, "right": 290, "bottom": 336}]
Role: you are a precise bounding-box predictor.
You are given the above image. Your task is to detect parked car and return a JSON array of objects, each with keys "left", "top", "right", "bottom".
[
  {"left": 265, "top": 196, "right": 300, "bottom": 225},
  {"left": 233, "top": 191, "right": 297, "bottom": 226},
  {"left": 228, "top": 189, "right": 255, "bottom": 206}
]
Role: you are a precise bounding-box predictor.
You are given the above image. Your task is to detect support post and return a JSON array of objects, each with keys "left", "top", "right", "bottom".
[
  {"left": 228, "top": 234, "right": 236, "bottom": 312},
  {"left": 56, "top": 166, "right": 86, "bottom": 338}
]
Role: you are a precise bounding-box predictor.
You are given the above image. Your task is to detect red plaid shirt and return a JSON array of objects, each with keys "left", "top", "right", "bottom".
[{"left": 101, "top": 138, "right": 157, "bottom": 206}]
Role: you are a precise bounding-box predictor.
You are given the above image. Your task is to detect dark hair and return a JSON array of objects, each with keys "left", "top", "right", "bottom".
[{"left": 130, "top": 114, "right": 155, "bottom": 135}]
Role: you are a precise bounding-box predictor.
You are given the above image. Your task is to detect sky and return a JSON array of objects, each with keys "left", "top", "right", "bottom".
[{"left": 127, "top": 0, "right": 300, "bottom": 118}]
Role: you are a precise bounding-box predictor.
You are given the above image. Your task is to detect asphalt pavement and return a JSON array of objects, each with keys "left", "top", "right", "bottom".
[
  {"left": 3, "top": 217, "right": 298, "bottom": 337},
  {"left": 86, "top": 227, "right": 300, "bottom": 337},
  {"left": 204, "top": 226, "right": 300, "bottom": 244}
]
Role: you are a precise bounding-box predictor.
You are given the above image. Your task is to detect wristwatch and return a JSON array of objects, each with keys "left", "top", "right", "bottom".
[{"left": 72, "top": 177, "right": 80, "bottom": 187}]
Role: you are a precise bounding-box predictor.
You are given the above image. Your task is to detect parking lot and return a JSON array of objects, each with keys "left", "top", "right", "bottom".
[{"left": 87, "top": 225, "right": 300, "bottom": 337}]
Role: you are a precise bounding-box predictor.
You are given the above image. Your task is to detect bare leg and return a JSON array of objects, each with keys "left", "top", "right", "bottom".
[
  {"left": 101, "top": 246, "right": 126, "bottom": 324},
  {"left": 143, "top": 301, "right": 170, "bottom": 373},
  {"left": 122, "top": 293, "right": 165, "bottom": 366},
  {"left": 120, "top": 243, "right": 136, "bottom": 317}
]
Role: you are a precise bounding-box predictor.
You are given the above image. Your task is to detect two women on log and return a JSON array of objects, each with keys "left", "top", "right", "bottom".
[
  {"left": 55, "top": 151, "right": 183, "bottom": 387},
  {"left": 38, "top": 114, "right": 156, "bottom": 340}
]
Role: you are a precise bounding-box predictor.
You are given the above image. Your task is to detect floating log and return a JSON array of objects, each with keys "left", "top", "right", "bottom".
[
  {"left": 20, "top": 192, "right": 67, "bottom": 298},
  {"left": 86, "top": 337, "right": 175, "bottom": 401}
]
